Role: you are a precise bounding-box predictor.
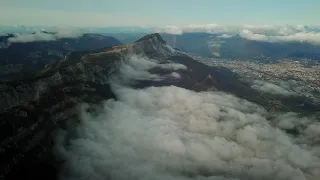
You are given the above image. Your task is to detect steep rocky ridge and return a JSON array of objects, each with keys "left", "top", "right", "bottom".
[
  {"left": 0, "top": 33, "right": 123, "bottom": 74},
  {"left": 0, "top": 33, "right": 177, "bottom": 179}
]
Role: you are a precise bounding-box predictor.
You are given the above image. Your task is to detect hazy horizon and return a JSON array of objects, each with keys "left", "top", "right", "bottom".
[{"left": 1, "top": 0, "right": 320, "bottom": 27}]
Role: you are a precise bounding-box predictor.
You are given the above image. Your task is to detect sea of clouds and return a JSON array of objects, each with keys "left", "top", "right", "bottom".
[{"left": 54, "top": 54, "right": 320, "bottom": 180}]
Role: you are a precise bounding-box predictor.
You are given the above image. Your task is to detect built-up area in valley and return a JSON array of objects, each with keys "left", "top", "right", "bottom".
[{"left": 188, "top": 53, "right": 320, "bottom": 105}]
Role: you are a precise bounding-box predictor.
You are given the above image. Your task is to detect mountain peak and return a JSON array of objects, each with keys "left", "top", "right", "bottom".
[
  {"left": 132, "top": 33, "right": 176, "bottom": 58},
  {"left": 134, "top": 33, "right": 166, "bottom": 44}
]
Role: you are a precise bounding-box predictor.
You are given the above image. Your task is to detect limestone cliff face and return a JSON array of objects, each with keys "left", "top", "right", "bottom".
[{"left": 0, "top": 33, "right": 174, "bottom": 179}]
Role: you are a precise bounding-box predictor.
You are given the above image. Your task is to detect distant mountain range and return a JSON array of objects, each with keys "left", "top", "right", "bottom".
[
  {"left": 0, "top": 33, "right": 122, "bottom": 74},
  {"left": 161, "top": 33, "right": 320, "bottom": 61},
  {"left": 2, "top": 31, "right": 319, "bottom": 77}
]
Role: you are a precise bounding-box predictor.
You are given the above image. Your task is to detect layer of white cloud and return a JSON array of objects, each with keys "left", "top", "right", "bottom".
[
  {"left": 54, "top": 54, "right": 320, "bottom": 180},
  {"left": 243, "top": 24, "right": 307, "bottom": 36},
  {"left": 240, "top": 30, "right": 320, "bottom": 44},
  {"left": 8, "top": 27, "right": 83, "bottom": 43},
  {"left": 157, "top": 24, "right": 238, "bottom": 35},
  {"left": 158, "top": 24, "right": 320, "bottom": 44},
  {"left": 183, "top": 24, "right": 235, "bottom": 34}
]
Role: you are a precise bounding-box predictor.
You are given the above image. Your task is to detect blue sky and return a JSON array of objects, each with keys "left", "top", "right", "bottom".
[{"left": 0, "top": 0, "right": 319, "bottom": 27}]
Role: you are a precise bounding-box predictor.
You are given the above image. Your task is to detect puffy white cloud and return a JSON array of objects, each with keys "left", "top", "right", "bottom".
[
  {"left": 54, "top": 53, "right": 320, "bottom": 180},
  {"left": 49, "top": 27, "right": 83, "bottom": 39},
  {"left": 235, "top": 25, "right": 320, "bottom": 43},
  {"left": 251, "top": 80, "right": 297, "bottom": 96},
  {"left": 239, "top": 30, "right": 268, "bottom": 41},
  {"left": 250, "top": 79, "right": 310, "bottom": 97},
  {"left": 170, "top": 72, "right": 181, "bottom": 79},
  {"left": 7, "top": 27, "right": 83, "bottom": 43}
]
